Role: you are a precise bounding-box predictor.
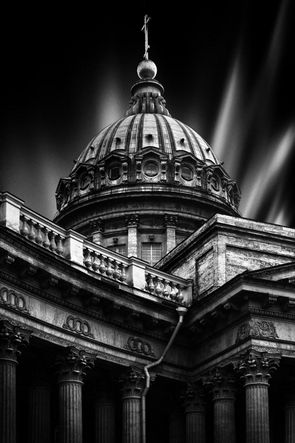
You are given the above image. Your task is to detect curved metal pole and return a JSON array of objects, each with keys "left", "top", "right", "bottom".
[{"left": 141, "top": 306, "right": 187, "bottom": 443}]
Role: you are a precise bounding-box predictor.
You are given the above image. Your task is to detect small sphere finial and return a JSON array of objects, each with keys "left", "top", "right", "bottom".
[{"left": 137, "top": 59, "right": 157, "bottom": 80}]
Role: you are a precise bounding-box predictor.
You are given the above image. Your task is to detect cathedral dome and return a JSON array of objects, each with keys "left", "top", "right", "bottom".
[{"left": 54, "top": 59, "right": 240, "bottom": 262}]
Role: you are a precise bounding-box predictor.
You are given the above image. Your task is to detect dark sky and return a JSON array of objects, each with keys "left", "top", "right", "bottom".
[{"left": 1, "top": 1, "right": 294, "bottom": 226}]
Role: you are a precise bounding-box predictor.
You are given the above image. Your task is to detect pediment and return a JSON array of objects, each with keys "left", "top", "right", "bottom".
[{"left": 247, "top": 261, "right": 295, "bottom": 284}]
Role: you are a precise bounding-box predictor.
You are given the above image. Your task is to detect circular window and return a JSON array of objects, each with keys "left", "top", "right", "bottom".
[
  {"left": 144, "top": 160, "right": 159, "bottom": 177},
  {"left": 108, "top": 163, "right": 122, "bottom": 180},
  {"left": 181, "top": 164, "right": 194, "bottom": 181}
]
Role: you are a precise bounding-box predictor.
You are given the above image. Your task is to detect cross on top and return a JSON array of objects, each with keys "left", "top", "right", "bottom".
[{"left": 141, "top": 14, "right": 151, "bottom": 60}]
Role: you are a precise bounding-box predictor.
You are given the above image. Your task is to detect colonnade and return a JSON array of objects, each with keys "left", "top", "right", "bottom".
[{"left": 0, "top": 318, "right": 294, "bottom": 443}]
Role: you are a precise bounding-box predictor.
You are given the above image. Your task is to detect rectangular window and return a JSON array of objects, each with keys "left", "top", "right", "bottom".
[{"left": 141, "top": 242, "right": 162, "bottom": 265}]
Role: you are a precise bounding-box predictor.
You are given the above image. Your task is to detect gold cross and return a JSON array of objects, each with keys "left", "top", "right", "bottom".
[{"left": 141, "top": 15, "right": 151, "bottom": 60}]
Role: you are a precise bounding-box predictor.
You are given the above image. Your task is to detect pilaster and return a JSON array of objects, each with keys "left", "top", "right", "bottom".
[{"left": 127, "top": 215, "right": 139, "bottom": 257}]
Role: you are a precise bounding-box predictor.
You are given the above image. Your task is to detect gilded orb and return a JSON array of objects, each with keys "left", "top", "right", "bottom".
[{"left": 137, "top": 59, "right": 157, "bottom": 80}]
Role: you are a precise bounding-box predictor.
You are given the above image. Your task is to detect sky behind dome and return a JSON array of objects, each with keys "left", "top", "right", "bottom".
[{"left": 0, "top": 1, "right": 294, "bottom": 225}]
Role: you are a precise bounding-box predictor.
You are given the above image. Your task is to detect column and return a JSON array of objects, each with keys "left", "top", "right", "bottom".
[
  {"left": 120, "top": 366, "right": 145, "bottom": 443},
  {"left": 209, "top": 367, "right": 236, "bottom": 443},
  {"left": 165, "top": 215, "right": 177, "bottom": 253},
  {"left": 95, "top": 382, "right": 116, "bottom": 443},
  {"left": 285, "top": 394, "right": 295, "bottom": 443},
  {"left": 55, "top": 346, "right": 96, "bottom": 443},
  {"left": 237, "top": 349, "right": 280, "bottom": 443},
  {"left": 183, "top": 382, "right": 206, "bottom": 443},
  {"left": 127, "top": 215, "right": 139, "bottom": 257},
  {"left": 169, "top": 408, "right": 184, "bottom": 443},
  {"left": 0, "top": 319, "right": 31, "bottom": 443},
  {"left": 28, "top": 383, "right": 51, "bottom": 443},
  {"left": 90, "top": 219, "right": 104, "bottom": 245}
]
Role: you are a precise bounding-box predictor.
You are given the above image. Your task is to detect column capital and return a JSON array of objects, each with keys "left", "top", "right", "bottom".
[
  {"left": 126, "top": 214, "right": 139, "bottom": 227},
  {"left": 164, "top": 214, "right": 178, "bottom": 227},
  {"left": 204, "top": 366, "right": 236, "bottom": 401},
  {"left": 89, "top": 218, "right": 104, "bottom": 233},
  {"left": 235, "top": 349, "right": 281, "bottom": 386},
  {"left": 0, "top": 318, "right": 31, "bottom": 362},
  {"left": 120, "top": 366, "right": 145, "bottom": 398},
  {"left": 182, "top": 381, "right": 205, "bottom": 413},
  {"left": 55, "top": 346, "right": 96, "bottom": 384}
]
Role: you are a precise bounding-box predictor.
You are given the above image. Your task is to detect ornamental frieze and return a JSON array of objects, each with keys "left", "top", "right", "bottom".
[
  {"left": 0, "top": 286, "right": 30, "bottom": 314},
  {"left": 124, "top": 336, "right": 155, "bottom": 357},
  {"left": 62, "top": 315, "right": 94, "bottom": 338},
  {"left": 236, "top": 320, "right": 278, "bottom": 343}
]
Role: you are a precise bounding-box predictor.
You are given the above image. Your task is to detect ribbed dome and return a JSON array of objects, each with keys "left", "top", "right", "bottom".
[
  {"left": 72, "top": 114, "right": 218, "bottom": 172},
  {"left": 54, "top": 58, "right": 240, "bottom": 250}
]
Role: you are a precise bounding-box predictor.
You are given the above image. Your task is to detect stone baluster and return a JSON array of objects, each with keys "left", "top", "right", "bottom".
[
  {"left": 95, "top": 382, "right": 116, "bottom": 443},
  {"left": 0, "top": 319, "right": 31, "bottom": 443},
  {"left": 207, "top": 367, "right": 236, "bottom": 443},
  {"left": 127, "top": 215, "right": 139, "bottom": 258},
  {"left": 55, "top": 346, "right": 96, "bottom": 443},
  {"left": 236, "top": 349, "right": 280, "bottom": 443},
  {"left": 183, "top": 382, "right": 206, "bottom": 443},
  {"left": 120, "top": 366, "right": 145, "bottom": 443}
]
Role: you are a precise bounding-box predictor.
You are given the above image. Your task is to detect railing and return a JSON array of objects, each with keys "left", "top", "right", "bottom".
[
  {"left": 83, "top": 243, "right": 128, "bottom": 283},
  {"left": 20, "top": 212, "right": 66, "bottom": 256},
  {"left": 0, "top": 192, "right": 192, "bottom": 305}
]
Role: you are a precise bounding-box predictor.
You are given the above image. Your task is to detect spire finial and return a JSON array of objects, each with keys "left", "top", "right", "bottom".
[{"left": 141, "top": 14, "right": 151, "bottom": 60}]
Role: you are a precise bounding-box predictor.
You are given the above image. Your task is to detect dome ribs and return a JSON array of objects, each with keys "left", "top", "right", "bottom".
[
  {"left": 175, "top": 120, "right": 195, "bottom": 156},
  {"left": 154, "top": 114, "right": 165, "bottom": 152},
  {"left": 137, "top": 114, "right": 145, "bottom": 151},
  {"left": 160, "top": 115, "right": 176, "bottom": 155},
  {"left": 125, "top": 115, "right": 137, "bottom": 155},
  {"left": 185, "top": 125, "right": 207, "bottom": 162},
  {"left": 103, "top": 118, "right": 126, "bottom": 157}
]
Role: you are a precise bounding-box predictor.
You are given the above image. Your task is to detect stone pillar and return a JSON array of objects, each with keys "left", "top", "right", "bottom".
[
  {"left": 236, "top": 349, "right": 280, "bottom": 443},
  {"left": 95, "top": 382, "right": 116, "bottom": 443},
  {"left": 28, "top": 383, "right": 51, "bottom": 443},
  {"left": 90, "top": 219, "right": 104, "bottom": 245},
  {"left": 55, "top": 346, "right": 96, "bottom": 443},
  {"left": 183, "top": 382, "right": 206, "bottom": 443},
  {"left": 127, "top": 215, "right": 139, "bottom": 257},
  {"left": 208, "top": 367, "right": 236, "bottom": 443},
  {"left": 165, "top": 215, "right": 177, "bottom": 253},
  {"left": 285, "top": 395, "right": 295, "bottom": 443},
  {"left": 0, "top": 319, "right": 30, "bottom": 443},
  {"left": 169, "top": 408, "right": 184, "bottom": 443},
  {"left": 120, "top": 366, "right": 145, "bottom": 443}
]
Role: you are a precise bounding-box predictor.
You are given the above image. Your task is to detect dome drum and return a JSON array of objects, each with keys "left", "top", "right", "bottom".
[{"left": 56, "top": 150, "right": 240, "bottom": 214}]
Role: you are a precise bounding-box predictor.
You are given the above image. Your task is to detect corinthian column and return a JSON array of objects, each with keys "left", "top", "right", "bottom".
[
  {"left": 55, "top": 346, "right": 96, "bottom": 443},
  {"left": 208, "top": 367, "right": 236, "bottom": 443},
  {"left": 183, "top": 382, "right": 206, "bottom": 443},
  {"left": 285, "top": 394, "right": 295, "bottom": 443},
  {"left": 236, "top": 349, "right": 280, "bottom": 443},
  {"left": 120, "top": 366, "right": 145, "bottom": 443},
  {"left": 95, "top": 381, "right": 116, "bottom": 443},
  {"left": 0, "top": 319, "right": 31, "bottom": 443}
]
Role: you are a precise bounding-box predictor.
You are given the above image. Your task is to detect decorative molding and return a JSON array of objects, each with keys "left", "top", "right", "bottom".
[
  {"left": 0, "top": 318, "right": 31, "bottom": 360},
  {"left": 236, "top": 320, "right": 279, "bottom": 343},
  {"left": 234, "top": 349, "right": 281, "bottom": 386},
  {"left": 124, "top": 336, "right": 155, "bottom": 357},
  {"left": 55, "top": 346, "right": 96, "bottom": 383},
  {"left": 0, "top": 285, "right": 30, "bottom": 314},
  {"left": 62, "top": 315, "right": 94, "bottom": 338}
]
